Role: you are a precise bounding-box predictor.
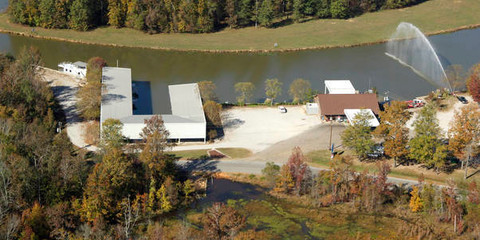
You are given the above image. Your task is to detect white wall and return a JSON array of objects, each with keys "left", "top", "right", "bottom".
[
  {"left": 122, "top": 122, "right": 206, "bottom": 140},
  {"left": 61, "top": 64, "right": 86, "bottom": 78}
]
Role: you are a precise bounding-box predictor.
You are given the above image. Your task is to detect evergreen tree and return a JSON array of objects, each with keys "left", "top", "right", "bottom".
[
  {"left": 292, "top": 0, "right": 303, "bottom": 22},
  {"left": 69, "top": 0, "right": 91, "bottom": 31},
  {"left": 178, "top": 0, "right": 197, "bottom": 32},
  {"left": 237, "top": 0, "right": 254, "bottom": 26},
  {"left": 8, "top": 0, "right": 28, "bottom": 24},
  {"left": 39, "top": 0, "right": 56, "bottom": 28},
  {"left": 100, "top": 118, "right": 126, "bottom": 152},
  {"left": 303, "top": 0, "right": 316, "bottom": 15},
  {"left": 330, "top": 0, "right": 350, "bottom": 19},
  {"left": 143, "top": 0, "right": 169, "bottom": 33},
  {"left": 316, "top": 0, "right": 331, "bottom": 18},
  {"left": 126, "top": 0, "right": 146, "bottom": 30},
  {"left": 24, "top": 0, "right": 41, "bottom": 26},
  {"left": 197, "top": 0, "right": 215, "bottom": 33},
  {"left": 52, "top": 0, "right": 72, "bottom": 28},
  {"left": 164, "top": 0, "right": 180, "bottom": 32},
  {"left": 341, "top": 110, "right": 375, "bottom": 159},
  {"left": 258, "top": 0, "right": 275, "bottom": 27},
  {"left": 107, "top": 0, "right": 128, "bottom": 27},
  {"left": 409, "top": 104, "right": 445, "bottom": 171}
]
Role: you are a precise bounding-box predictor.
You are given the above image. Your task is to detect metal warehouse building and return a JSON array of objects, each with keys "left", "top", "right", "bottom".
[{"left": 100, "top": 67, "right": 206, "bottom": 142}]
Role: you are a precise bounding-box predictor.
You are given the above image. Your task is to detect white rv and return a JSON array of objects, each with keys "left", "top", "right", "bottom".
[{"left": 58, "top": 61, "right": 87, "bottom": 78}]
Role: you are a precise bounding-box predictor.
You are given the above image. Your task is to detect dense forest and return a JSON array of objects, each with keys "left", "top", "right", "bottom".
[{"left": 8, "top": 0, "right": 426, "bottom": 33}]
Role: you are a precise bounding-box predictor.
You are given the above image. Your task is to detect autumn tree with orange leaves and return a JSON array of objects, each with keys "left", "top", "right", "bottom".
[
  {"left": 449, "top": 104, "right": 480, "bottom": 178},
  {"left": 274, "top": 147, "right": 312, "bottom": 196},
  {"left": 139, "top": 115, "right": 176, "bottom": 183},
  {"left": 374, "top": 101, "right": 411, "bottom": 167},
  {"left": 468, "top": 63, "right": 480, "bottom": 103}
]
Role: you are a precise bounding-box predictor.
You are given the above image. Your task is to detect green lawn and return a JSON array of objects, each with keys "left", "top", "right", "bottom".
[
  {"left": 168, "top": 148, "right": 252, "bottom": 160},
  {"left": 0, "top": 0, "right": 479, "bottom": 51}
]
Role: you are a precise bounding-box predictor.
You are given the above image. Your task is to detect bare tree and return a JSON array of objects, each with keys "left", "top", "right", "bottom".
[
  {"left": 198, "top": 81, "right": 217, "bottom": 102},
  {"left": 234, "top": 82, "right": 255, "bottom": 105},
  {"left": 289, "top": 78, "right": 311, "bottom": 104},
  {"left": 265, "top": 78, "right": 282, "bottom": 105},
  {"left": 3, "top": 214, "right": 20, "bottom": 240},
  {"left": 121, "top": 196, "right": 140, "bottom": 239},
  {"left": 203, "top": 202, "right": 246, "bottom": 240}
]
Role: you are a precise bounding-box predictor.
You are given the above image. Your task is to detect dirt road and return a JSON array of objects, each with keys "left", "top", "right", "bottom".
[{"left": 40, "top": 67, "right": 97, "bottom": 151}]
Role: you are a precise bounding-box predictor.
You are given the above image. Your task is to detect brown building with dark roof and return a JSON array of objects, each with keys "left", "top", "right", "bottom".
[{"left": 315, "top": 93, "right": 380, "bottom": 121}]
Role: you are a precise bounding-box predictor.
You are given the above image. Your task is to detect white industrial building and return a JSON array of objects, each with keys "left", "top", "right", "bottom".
[
  {"left": 324, "top": 80, "right": 356, "bottom": 94},
  {"left": 100, "top": 67, "right": 206, "bottom": 142},
  {"left": 58, "top": 61, "right": 87, "bottom": 78}
]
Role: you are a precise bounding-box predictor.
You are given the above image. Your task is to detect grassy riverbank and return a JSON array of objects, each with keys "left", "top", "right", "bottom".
[{"left": 0, "top": 0, "right": 479, "bottom": 52}]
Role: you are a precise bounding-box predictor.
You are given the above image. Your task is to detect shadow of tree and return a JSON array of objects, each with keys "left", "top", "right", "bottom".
[
  {"left": 180, "top": 159, "right": 220, "bottom": 173},
  {"left": 50, "top": 85, "right": 81, "bottom": 123},
  {"left": 221, "top": 111, "right": 245, "bottom": 130},
  {"left": 102, "top": 93, "right": 126, "bottom": 104}
]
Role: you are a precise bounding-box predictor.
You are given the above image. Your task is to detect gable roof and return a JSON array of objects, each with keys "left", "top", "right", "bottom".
[
  {"left": 101, "top": 67, "right": 133, "bottom": 123},
  {"left": 344, "top": 109, "right": 380, "bottom": 127},
  {"left": 168, "top": 83, "right": 205, "bottom": 123},
  {"left": 73, "top": 61, "right": 87, "bottom": 68},
  {"left": 316, "top": 94, "right": 380, "bottom": 116},
  {"left": 324, "top": 80, "right": 356, "bottom": 94}
]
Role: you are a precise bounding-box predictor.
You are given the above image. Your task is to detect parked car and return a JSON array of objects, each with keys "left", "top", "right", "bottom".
[
  {"left": 405, "top": 98, "right": 425, "bottom": 108},
  {"left": 278, "top": 106, "right": 287, "bottom": 113},
  {"left": 367, "top": 144, "right": 385, "bottom": 159},
  {"left": 457, "top": 96, "right": 468, "bottom": 104}
]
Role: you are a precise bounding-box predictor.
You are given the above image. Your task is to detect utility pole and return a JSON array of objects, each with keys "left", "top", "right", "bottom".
[
  {"left": 328, "top": 120, "right": 334, "bottom": 159},
  {"left": 329, "top": 120, "right": 333, "bottom": 151}
]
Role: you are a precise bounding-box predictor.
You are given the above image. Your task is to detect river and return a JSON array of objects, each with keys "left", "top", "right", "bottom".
[{"left": 0, "top": 0, "right": 479, "bottom": 113}]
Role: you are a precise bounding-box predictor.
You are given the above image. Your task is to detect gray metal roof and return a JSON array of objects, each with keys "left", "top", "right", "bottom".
[
  {"left": 73, "top": 61, "right": 87, "bottom": 68},
  {"left": 120, "top": 114, "right": 201, "bottom": 124},
  {"left": 168, "top": 83, "right": 206, "bottom": 123},
  {"left": 101, "top": 67, "right": 133, "bottom": 123},
  {"left": 324, "top": 80, "right": 355, "bottom": 94}
]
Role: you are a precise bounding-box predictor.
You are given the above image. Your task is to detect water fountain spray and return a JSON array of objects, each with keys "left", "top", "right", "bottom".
[{"left": 385, "top": 22, "right": 452, "bottom": 91}]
